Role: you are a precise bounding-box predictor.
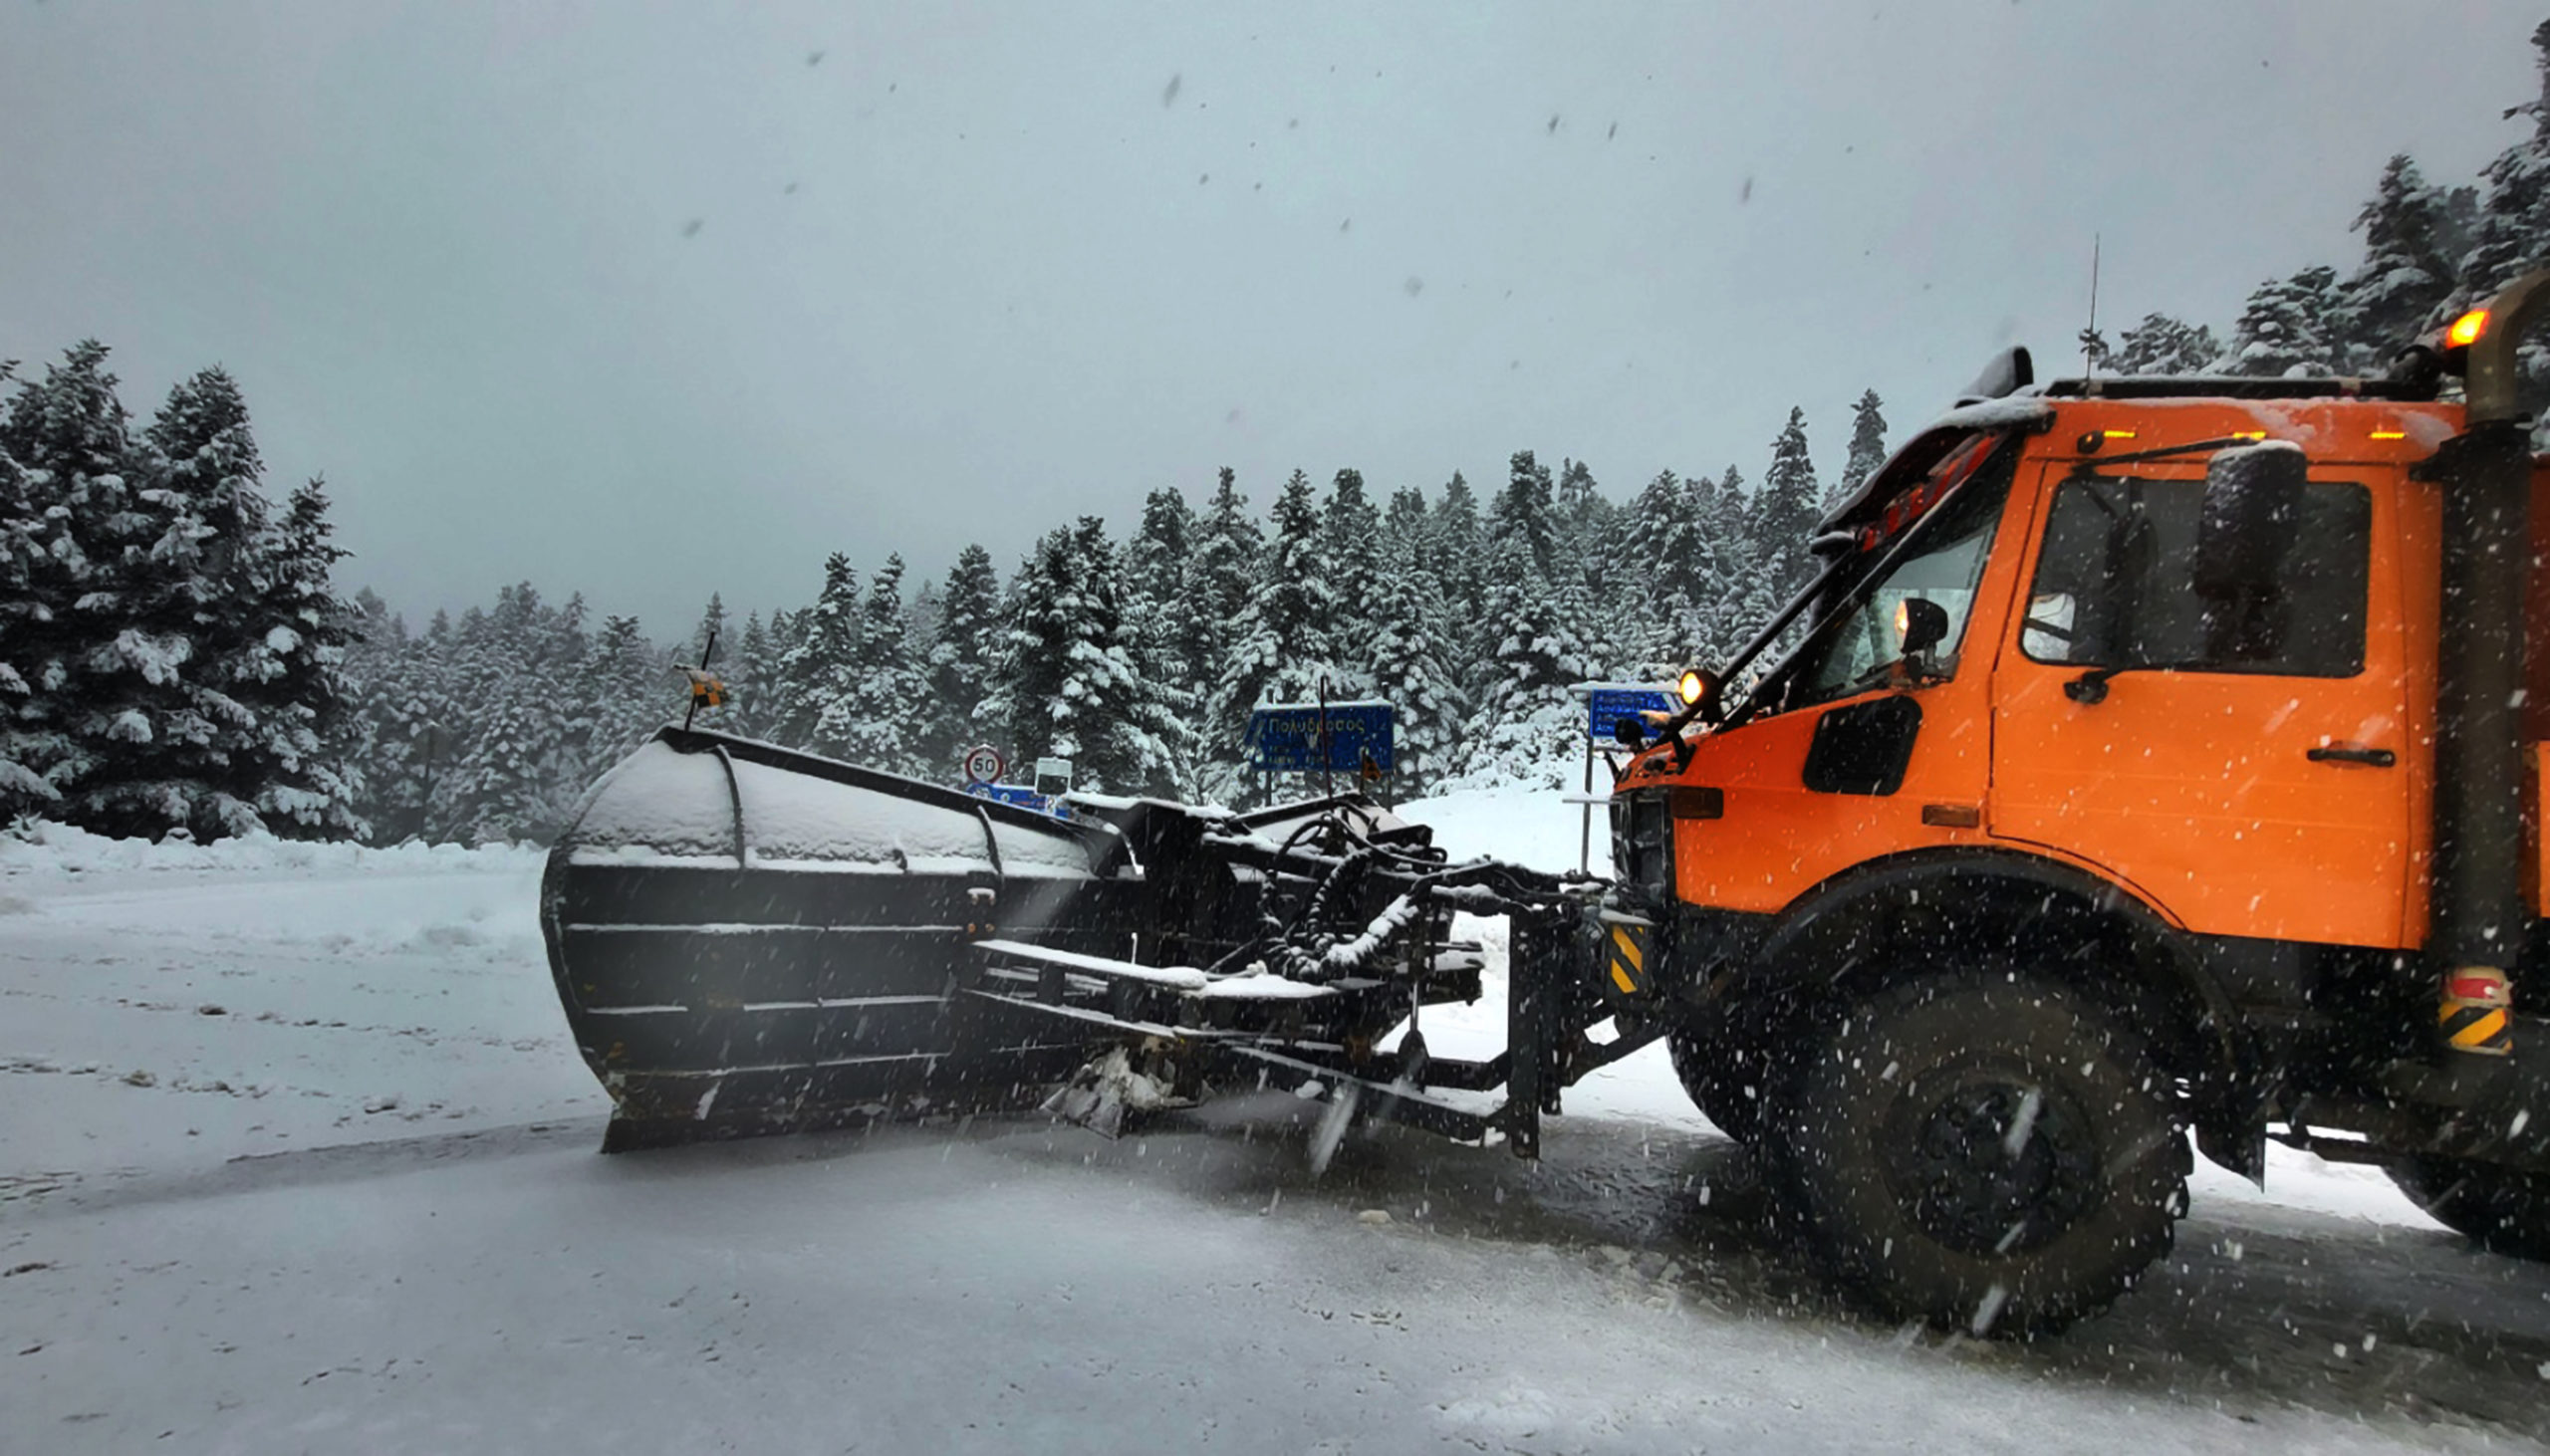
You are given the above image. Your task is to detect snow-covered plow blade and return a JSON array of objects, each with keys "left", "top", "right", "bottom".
[
  {"left": 542, "top": 729, "right": 1140, "bottom": 1150},
  {"left": 543, "top": 727, "right": 1624, "bottom": 1157}
]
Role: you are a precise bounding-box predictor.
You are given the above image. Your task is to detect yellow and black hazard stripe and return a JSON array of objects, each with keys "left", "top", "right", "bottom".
[
  {"left": 2440, "top": 966, "right": 2514, "bottom": 1057},
  {"left": 1604, "top": 919, "right": 1654, "bottom": 1000}
]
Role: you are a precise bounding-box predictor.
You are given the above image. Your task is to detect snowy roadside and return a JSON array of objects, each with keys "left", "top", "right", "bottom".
[{"left": 0, "top": 829, "right": 603, "bottom": 1191}]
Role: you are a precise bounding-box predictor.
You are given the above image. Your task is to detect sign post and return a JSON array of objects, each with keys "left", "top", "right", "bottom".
[{"left": 1570, "top": 682, "right": 1678, "bottom": 872}]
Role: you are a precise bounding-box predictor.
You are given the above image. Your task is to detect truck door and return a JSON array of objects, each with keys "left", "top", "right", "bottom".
[{"left": 1986, "top": 456, "right": 2413, "bottom": 947}]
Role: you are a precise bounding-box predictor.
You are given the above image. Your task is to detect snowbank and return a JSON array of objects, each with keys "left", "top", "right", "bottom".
[
  {"left": 0, "top": 820, "right": 546, "bottom": 877},
  {"left": 1401, "top": 782, "right": 1613, "bottom": 876}
]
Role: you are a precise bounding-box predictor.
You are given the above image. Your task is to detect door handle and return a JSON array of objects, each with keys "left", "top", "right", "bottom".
[{"left": 2306, "top": 745, "right": 2396, "bottom": 768}]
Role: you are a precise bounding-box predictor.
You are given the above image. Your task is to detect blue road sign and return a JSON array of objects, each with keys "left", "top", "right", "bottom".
[
  {"left": 1247, "top": 700, "right": 1396, "bottom": 774},
  {"left": 1586, "top": 686, "right": 1676, "bottom": 741},
  {"left": 965, "top": 781, "right": 1069, "bottom": 819}
]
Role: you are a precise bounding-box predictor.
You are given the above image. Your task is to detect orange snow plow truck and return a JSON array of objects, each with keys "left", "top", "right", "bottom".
[
  {"left": 1609, "top": 271, "right": 2550, "bottom": 1332},
  {"left": 543, "top": 272, "right": 2550, "bottom": 1338}
]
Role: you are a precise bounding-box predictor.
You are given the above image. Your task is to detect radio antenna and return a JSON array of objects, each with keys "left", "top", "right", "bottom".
[{"left": 2082, "top": 233, "right": 2103, "bottom": 378}]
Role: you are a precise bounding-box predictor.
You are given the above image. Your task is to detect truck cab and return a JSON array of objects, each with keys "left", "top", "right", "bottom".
[
  {"left": 1633, "top": 392, "right": 2458, "bottom": 948},
  {"left": 1608, "top": 304, "right": 2550, "bottom": 1333}
]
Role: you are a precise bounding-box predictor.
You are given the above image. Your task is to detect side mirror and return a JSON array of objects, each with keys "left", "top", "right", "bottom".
[
  {"left": 1895, "top": 598, "right": 1949, "bottom": 657},
  {"left": 2195, "top": 442, "right": 2306, "bottom": 595},
  {"left": 2195, "top": 441, "right": 2307, "bottom": 663},
  {"left": 1613, "top": 715, "right": 1647, "bottom": 750}
]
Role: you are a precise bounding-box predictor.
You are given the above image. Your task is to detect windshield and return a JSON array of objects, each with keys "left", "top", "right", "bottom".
[{"left": 1775, "top": 435, "right": 2016, "bottom": 711}]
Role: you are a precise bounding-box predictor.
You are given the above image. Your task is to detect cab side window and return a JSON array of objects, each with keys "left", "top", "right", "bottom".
[{"left": 2021, "top": 473, "right": 2370, "bottom": 677}]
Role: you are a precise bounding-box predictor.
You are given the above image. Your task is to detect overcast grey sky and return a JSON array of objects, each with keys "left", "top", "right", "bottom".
[{"left": 2, "top": 2, "right": 2539, "bottom": 634}]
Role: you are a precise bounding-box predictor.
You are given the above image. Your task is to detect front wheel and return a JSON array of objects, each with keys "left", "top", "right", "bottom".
[
  {"left": 2389, "top": 1158, "right": 2550, "bottom": 1260},
  {"left": 1774, "top": 970, "right": 2189, "bottom": 1336},
  {"left": 1667, "top": 1026, "right": 1775, "bottom": 1144}
]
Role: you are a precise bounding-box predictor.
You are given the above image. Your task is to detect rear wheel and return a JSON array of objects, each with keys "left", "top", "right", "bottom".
[
  {"left": 1774, "top": 969, "right": 2189, "bottom": 1335},
  {"left": 2389, "top": 1158, "right": 2550, "bottom": 1260}
]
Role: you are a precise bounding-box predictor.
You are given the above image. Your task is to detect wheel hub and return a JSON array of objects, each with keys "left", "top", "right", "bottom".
[{"left": 1888, "top": 1075, "right": 2102, "bottom": 1257}]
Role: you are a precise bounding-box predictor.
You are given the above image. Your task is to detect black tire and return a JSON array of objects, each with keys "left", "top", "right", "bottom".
[
  {"left": 1667, "top": 1026, "right": 1772, "bottom": 1143},
  {"left": 2389, "top": 1158, "right": 2550, "bottom": 1260},
  {"left": 1773, "top": 970, "right": 2189, "bottom": 1336}
]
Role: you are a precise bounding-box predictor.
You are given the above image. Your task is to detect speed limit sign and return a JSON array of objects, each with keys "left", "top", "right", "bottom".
[{"left": 961, "top": 744, "right": 1005, "bottom": 787}]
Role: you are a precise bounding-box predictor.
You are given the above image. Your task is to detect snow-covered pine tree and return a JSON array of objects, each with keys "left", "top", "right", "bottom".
[
  {"left": 1681, "top": 469, "right": 1740, "bottom": 663},
  {"left": 1129, "top": 487, "right": 1194, "bottom": 619},
  {"left": 0, "top": 342, "right": 193, "bottom": 835},
  {"left": 1551, "top": 457, "right": 1622, "bottom": 677},
  {"left": 2337, "top": 154, "right": 2464, "bottom": 369},
  {"left": 1754, "top": 408, "right": 1823, "bottom": 604},
  {"left": 981, "top": 518, "right": 1183, "bottom": 794},
  {"left": 235, "top": 476, "right": 363, "bottom": 838},
  {"left": 1426, "top": 470, "right": 1485, "bottom": 631},
  {"left": 438, "top": 583, "right": 589, "bottom": 843},
  {"left": 1488, "top": 451, "right": 1558, "bottom": 588},
  {"left": 903, "top": 579, "right": 942, "bottom": 691},
  {"left": 921, "top": 544, "right": 1002, "bottom": 773},
  {"left": 130, "top": 366, "right": 280, "bottom": 836},
  {"left": 336, "top": 590, "right": 430, "bottom": 839},
  {"left": 1619, "top": 469, "right": 1720, "bottom": 678},
  {"left": 2435, "top": 23, "right": 2550, "bottom": 438},
  {"left": 1834, "top": 390, "right": 1889, "bottom": 512},
  {"left": 1211, "top": 469, "right": 1336, "bottom": 788},
  {"left": 1319, "top": 467, "right": 1382, "bottom": 681},
  {"left": 1363, "top": 547, "right": 1461, "bottom": 795},
  {"left": 731, "top": 610, "right": 772, "bottom": 738},
  {"left": 1122, "top": 488, "right": 1202, "bottom": 793},
  {"left": 1456, "top": 521, "right": 1595, "bottom": 789},
  {"left": 755, "top": 607, "right": 804, "bottom": 740},
  {"left": 1553, "top": 458, "right": 1614, "bottom": 583},
  {"left": 1179, "top": 469, "right": 1261, "bottom": 741},
  {"left": 2438, "top": 184, "right": 2484, "bottom": 280},
  {"left": 580, "top": 612, "right": 668, "bottom": 780},
  {"left": 1713, "top": 462, "right": 1786, "bottom": 665},
  {"left": 390, "top": 608, "right": 464, "bottom": 841},
  {"left": 1617, "top": 470, "right": 1680, "bottom": 595},
  {"left": 1381, "top": 484, "right": 1428, "bottom": 576},
  {"left": 0, "top": 362, "right": 48, "bottom": 820},
  {"left": 815, "top": 554, "right": 930, "bottom": 775},
  {"left": 2446, "top": 20, "right": 2550, "bottom": 314},
  {"left": 2221, "top": 266, "right": 2346, "bottom": 377},
  {"left": 688, "top": 594, "right": 727, "bottom": 673},
  {"left": 2113, "top": 314, "right": 2222, "bottom": 375},
  {"left": 767, "top": 555, "right": 862, "bottom": 753}
]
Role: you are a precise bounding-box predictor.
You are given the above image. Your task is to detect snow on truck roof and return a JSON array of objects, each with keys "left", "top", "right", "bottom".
[{"left": 1821, "top": 381, "right": 2466, "bottom": 535}]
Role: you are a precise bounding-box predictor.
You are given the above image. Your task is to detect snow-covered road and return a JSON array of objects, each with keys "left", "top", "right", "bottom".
[{"left": 5, "top": 815, "right": 2550, "bottom": 1453}]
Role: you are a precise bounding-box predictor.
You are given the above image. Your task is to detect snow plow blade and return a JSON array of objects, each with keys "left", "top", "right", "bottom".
[
  {"left": 541, "top": 728, "right": 1141, "bottom": 1150},
  {"left": 543, "top": 726, "right": 1602, "bottom": 1157}
]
